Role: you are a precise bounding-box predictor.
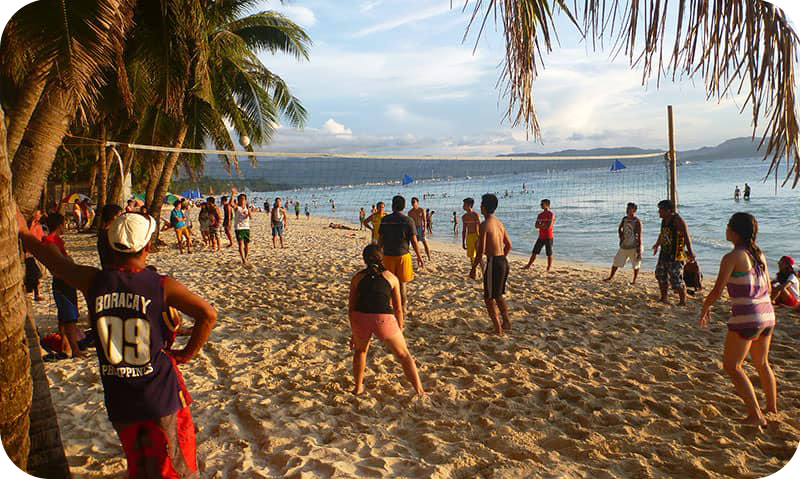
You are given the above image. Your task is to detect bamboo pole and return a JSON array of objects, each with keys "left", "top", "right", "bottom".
[{"left": 667, "top": 105, "right": 678, "bottom": 208}]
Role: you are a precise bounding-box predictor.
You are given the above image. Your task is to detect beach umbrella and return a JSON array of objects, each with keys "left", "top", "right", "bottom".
[
  {"left": 164, "top": 193, "right": 183, "bottom": 205},
  {"left": 61, "top": 193, "right": 90, "bottom": 204},
  {"left": 402, "top": 175, "right": 414, "bottom": 186}
]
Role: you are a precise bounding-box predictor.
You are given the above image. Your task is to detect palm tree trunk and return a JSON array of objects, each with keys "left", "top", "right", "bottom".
[
  {"left": 23, "top": 305, "right": 70, "bottom": 478},
  {"left": 0, "top": 107, "right": 33, "bottom": 471},
  {"left": 6, "top": 61, "right": 51, "bottom": 161},
  {"left": 88, "top": 156, "right": 99, "bottom": 200},
  {"left": 97, "top": 125, "right": 109, "bottom": 213},
  {"left": 11, "top": 77, "right": 78, "bottom": 217},
  {"left": 145, "top": 150, "right": 168, "bottom": 208},
  {"left": 148, "top": 123, "right": 189, "bottom": 244}
]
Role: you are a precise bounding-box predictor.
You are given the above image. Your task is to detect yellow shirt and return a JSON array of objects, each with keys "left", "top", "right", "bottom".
[{"left": 370, "top": 212, "right": 386, "bottom": 241}]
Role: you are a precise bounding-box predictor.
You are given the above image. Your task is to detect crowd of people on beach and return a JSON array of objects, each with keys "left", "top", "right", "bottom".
[{"left": 16, "top": 183, "right": 799, "bottom": 476}]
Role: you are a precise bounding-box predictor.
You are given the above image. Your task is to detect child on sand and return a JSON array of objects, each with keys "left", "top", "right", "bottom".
[
  {"left": 19, "top": 210, "right": 217, "bottom": 477},
  {"left": 41, "top": 213, "right": 83, "bottom": 359},
  {"left": 462, "top": 198, "right": 482, "bottom": 273},
  {"left": 348, "top": 244, "right": 425, "bottom": 398},
  {"left": 604, "top": 202, "right": 643, "bottom": 284},
  {"left": 470, "top": 194, "right": 512, "bottom": 336},
  {"left": 771, "top": 256, "right": 799, "bottom": 307},
  {"left": 524, "top": 199, "right": 554, "bottom": 271},
  {"left": 699, "top": 212, "right": 776, "bottom": 426}
]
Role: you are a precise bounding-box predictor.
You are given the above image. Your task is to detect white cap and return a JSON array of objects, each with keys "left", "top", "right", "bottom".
[{"left": 108, "top": 213, "right": 157, "bottom": 253}]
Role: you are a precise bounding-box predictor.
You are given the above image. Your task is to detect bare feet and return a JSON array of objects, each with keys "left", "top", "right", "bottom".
[
  {"left": 659, "top": 297, "right": 669, "bottom": 304},
  {"left": 522, "top": 264, "right": 531, "bottom": 270},
  {"left": 502, "top": 321, "right": 511, "bottom": 331},
  {"left": 678, "top": 300, "right": 687, "bottom": 306},
  {"left": 603, "top": 276, "right": 613, "bottom": 282},
  {"left": 740, "top": 414, "right": 767, "bottom": 426},
  {"left": 352, "top": 386, "right": 365, "bottom": 395}
]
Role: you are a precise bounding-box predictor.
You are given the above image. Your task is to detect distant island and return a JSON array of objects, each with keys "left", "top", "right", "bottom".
[{"left": 499, "top": 136, "right": 766, "bottom": 162}]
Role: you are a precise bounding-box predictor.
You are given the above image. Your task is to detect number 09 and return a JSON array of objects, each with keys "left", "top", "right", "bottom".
[{"left": 96, "top": 316, "right": 151, "bottom": 365}]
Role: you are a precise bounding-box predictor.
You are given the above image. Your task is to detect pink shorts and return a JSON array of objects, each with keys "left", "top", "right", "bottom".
[{"left": 350, "top": 312, "right": 400, "bottom": 341}]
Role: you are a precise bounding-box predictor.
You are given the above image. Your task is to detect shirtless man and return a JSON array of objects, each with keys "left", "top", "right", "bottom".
[
  {"left": 221, "top": 196, "right": 234, "bottom": 248},
  {"left": 408, "top": 197, "right": 431, "bottom": 261},
  {"left": 462, "top": 198, "right": 483, "bottom": 273},
  {"left": 470, "top": 194, "right": 512, "bottom": 335}
]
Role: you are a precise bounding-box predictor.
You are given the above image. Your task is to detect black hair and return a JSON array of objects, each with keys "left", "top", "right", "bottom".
[
  {"left": 377, "top": 201, "right": 384, "bottom": 208},
  {"left": 658, "top": 199, "right": 675, "bottom": 211},
  {"left": 728, "top": 212, "right": 765, "bottom": 269},
  {"left": 391, "top": 195, "right": 405, "bottom": 212},
  {"left": 238, "top": 193, "right": 247, "bottom": 201},
  {"left": 100, "top": 204, "right": 124, "bottom": 228},
  {"left": 45, "top": 213, "right": 64, "bottom": 232},
  {"left": 481, "top": 193, "right": 498, "bottom": 214},
  {"left": 207, "top": 197, "right": 215, "bottom": 204},
  {"left": 411, "top": 197, "right": 419, "bottom": 203},
  {"left": 541, "top": 199, "right": 551, "bottom": 207},
  {"left": 463, "top": 197, "right": 474, "bottom": 207},
  {"left": 627, "top": 202, "right": 638, "bottom": 212},
  {"left": 362, "top": 244, "right": 385, "bottom": 275},
  {"left": 173, "top": 200, "right": 181, "bottom": 207},
  {"left": 221, "top": 196, "right": 228, "bottom": 202}
]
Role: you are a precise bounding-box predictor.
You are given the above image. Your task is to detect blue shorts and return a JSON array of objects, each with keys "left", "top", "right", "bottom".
[
  {"left": 272, "top": 223, "right": 284, "bottom": 237},
  {"left": 416, "top": 226, "right": 426, "bottom": 239},
  {"left": 54, "top": 289, "right": 79, "bottom": 324}
]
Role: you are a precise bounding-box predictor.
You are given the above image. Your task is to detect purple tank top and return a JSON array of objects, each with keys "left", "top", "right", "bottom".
[{"left": 86, "top": 268, "right": 184, "bottom": 423}]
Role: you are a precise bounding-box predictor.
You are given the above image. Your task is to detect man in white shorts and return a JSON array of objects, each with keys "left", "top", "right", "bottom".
[{"left": 604, "top": 202, "right": 642, "bottom": 284}]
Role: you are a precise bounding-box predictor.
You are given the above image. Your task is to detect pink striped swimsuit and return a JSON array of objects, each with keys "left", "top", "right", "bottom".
[{"left": 725, "top": 250, "right": 775, "bottom": 334}]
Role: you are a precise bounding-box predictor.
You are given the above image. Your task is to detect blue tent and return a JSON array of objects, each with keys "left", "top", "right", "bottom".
[
  {"left": 402, "top": 175, "right": 414, "bottom": 186},
  {"left": 610, "top": 159, "right": 626, "bottom": 172}
]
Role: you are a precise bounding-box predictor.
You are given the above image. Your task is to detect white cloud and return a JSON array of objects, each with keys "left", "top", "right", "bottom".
[
  {"left": 353, "top": 3, "right": 453, "bottom": 37},
  {"left": 385, "top": 105, "right": 409, "bottom": 122},
  {"left": 359, "top": 1, "right": 383, "bottom": 13},
  {"left": 321, "top": 118, "right": 353, "bottom": 136},
  {"left": 263, "top": 1, "right": 316, "bottom": 28}
]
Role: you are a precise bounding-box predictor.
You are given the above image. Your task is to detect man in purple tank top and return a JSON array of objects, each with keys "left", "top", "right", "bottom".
[{"left": 18, "top": 211, "right": 217, "bottom": 478}]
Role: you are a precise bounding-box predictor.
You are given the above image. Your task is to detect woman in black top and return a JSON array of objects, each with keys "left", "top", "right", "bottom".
[{"left": 348, "top": 245, "right": 425, "bottom": 397}]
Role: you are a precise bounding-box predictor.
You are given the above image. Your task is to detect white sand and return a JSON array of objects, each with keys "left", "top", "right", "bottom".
[{"left": 31, "top": 210, "right": 800, "bottom": 478}]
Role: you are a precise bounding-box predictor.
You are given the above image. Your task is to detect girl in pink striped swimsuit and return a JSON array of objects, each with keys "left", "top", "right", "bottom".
[{"left": 700, "top": 213, "right": 777, "bottom": 426}]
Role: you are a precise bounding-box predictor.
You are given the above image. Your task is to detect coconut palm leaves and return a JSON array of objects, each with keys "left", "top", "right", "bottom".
[{"left": 466, "top": 0, "right": 800, "bottom": 186}]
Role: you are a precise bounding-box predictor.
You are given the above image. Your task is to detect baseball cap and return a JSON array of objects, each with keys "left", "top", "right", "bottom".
[
  {"left": 779, "top": 255, "right": 795, "bottom": 266},
  {"left": 108, "top": 213, "right": 157, "bottom": 253}
]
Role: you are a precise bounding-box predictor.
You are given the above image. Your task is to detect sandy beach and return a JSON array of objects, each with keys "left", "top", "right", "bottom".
[{"left": 30, "top": 210, "right": 800, "bottom": 478}]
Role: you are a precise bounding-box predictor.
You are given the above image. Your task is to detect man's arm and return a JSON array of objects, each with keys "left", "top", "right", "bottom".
[
  {"left": 636, "top": 220, "right": 643, "bottom": 258},
  {"left": 283, "top": 208, "right": 288, "bottom": 228},
  {"left": 677, "top": 216, "right": 695, "bottom": 260},
  {"left": 363, "top": 215, "right": 374, "bottom": 232},
  {"left": 461, "top": 216, "right": 467, "bottom": 248},
  {"left": 164, "top": 276, "right": 217, "bottom": 364},
  {"left": 410, "top": 225, "right": 424, "bottom": 268},
  {"left": 502, "top": 226, "right": 512, "bottom": 256},
  {"left": 17, "top": 211, "right": 97, "bottom": 293}
]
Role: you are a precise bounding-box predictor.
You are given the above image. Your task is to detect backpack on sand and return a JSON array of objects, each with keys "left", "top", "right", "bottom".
[{"left": 684, "top": 261, "right": 703, "bottom": 296}]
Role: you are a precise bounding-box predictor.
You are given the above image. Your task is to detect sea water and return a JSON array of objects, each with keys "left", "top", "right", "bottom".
[{"left": 249, "top": 156, "right": 799, "bottom": 276}]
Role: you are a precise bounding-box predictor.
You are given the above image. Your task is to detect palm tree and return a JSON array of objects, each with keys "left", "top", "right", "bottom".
[
  {"left": 137, "top": 0, "right": 310, "bottom": 233},
  {"left": 466, "top": 0, "right": 800, "bottom": 186}
]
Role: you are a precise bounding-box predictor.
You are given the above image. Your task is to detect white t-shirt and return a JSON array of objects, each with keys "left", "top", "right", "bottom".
[
  {"left": 234, "top": 206, "right": 250, "bottom": 230},
  {"left": 785, "top": 273, "right": 799, "bottom": 299}
]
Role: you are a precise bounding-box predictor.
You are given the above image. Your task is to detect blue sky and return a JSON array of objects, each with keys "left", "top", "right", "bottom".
[{"left": 255, "top": 0, "right": 799, "bottom": 156}]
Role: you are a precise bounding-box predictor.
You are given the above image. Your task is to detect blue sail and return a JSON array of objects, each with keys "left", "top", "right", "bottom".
[
  {"left": 610, "top": 159, "right": 626, "bottom": 172},
  {"left": 402, "top": 175, "right": 414, "bottom": 185}
]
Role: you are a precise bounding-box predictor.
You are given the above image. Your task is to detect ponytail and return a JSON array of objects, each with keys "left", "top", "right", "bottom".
[{"left": 362, "top": 244, "right": 385, "bottom": 274}]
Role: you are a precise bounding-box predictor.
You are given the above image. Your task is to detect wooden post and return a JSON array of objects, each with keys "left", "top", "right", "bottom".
[{"left": 667, "top": 105, "right": 678, "bottom": 208}]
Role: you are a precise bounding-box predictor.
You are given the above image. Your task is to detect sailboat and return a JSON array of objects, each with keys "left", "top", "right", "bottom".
[{"left": 610, "top": 159, "right": 626, "bottom": 173}]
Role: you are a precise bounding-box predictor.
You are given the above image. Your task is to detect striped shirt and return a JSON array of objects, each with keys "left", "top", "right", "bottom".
[{"left": 725, "top": 251, "right": 775, "bottom": 330}]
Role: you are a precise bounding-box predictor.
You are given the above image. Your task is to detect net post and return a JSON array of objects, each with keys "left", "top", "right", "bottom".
[{"left": 667, "top": 105, "right": 678, "bottom": 209}]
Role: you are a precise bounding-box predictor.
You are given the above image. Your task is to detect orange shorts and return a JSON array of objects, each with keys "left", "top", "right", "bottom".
[{"left": 382, "top": 253, "right": 414, "bottom": 282}]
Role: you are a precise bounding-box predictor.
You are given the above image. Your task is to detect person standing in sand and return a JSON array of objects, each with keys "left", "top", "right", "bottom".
[
  {"left": 462, "top": 198, "right": 482, "bottom": 273},
  {"left": 221, "top": 196, "right": 234, "bottom": 248},
  {"left": 523, "top": 199, "right": 554, "bottom": 272},
  {"left": 452, "top": 211, "right": 458, "bottom": 235},
  {"left": 348, "top": 245, "right": 425, "bottom": 397},
  {"left": 18, "top": 210, "right": 216, "bottom": 477},
  {"left": 234, "top": 194, "right": 253, "bottom": 264},
  {"left": 169, "top": 200, "right": 192, "bottom": 254},
  {"left": 379, "top": 195, "right": 425, "bottom": 316},
  {"left": 470, "top": 194, "right": 512, "bottom": 336},
  {"left": 408, "top": 197, "right": 431, "bottom": 262},
  {"left": 359, "top": 207, "right": 366, "bottom": 230},
  {"left": 699, "top": 213, "right": 776, "bottom": 426},
  {"left": 363, "top": 201, "right": 386, "bottom": 244},
  {"left": 652, "top": 199, "right": 695, "bottom": 305},
  {"left": 604, "top": 202, "right": 643, "bottom": 284},
  {"left": 271, "top": 197, "right": 288, "bottom": 249},
  {"left": 206, "top": 197, "right": 221, "bottom": 253}
]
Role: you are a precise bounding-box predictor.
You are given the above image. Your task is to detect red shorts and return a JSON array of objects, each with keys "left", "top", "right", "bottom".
[
  {"left": 780, "top": 292, "right": 799, "bottom": 307},
  {"left": 350, "top": 312, "right": 400, "bottom": 341},
  {"left": 116, "top": 406, "right": 197, "bottom": 478}
]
